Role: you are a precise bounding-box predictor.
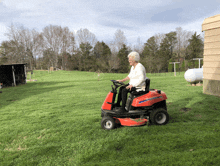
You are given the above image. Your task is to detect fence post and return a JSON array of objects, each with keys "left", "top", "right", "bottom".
[
  {"left": 169, "top": 62, "right": 180, "bottom": 76},
  {"left": 193, "top": 58, "right": 203, "bottom": 68},
  {"left": 12, "top": 65, "right": 16, "bottom": 86}
]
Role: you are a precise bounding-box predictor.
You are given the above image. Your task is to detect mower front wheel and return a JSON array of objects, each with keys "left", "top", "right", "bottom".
[
  {"left": 150, "top": 108, "right": 169, "bottom": 125},
  {"left": 101, "top": 116, "right": 116, "bottom": 130}
]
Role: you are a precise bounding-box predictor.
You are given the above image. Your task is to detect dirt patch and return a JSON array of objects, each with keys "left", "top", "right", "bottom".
[
  {"left": 195, "top": 114, "right": 202, "bottom": 118},
  {"left": 169, "top": 116, "right": 179, "bottom": 122},
  {"left": 4, "top": 144, "right": 27, "bottom": 151},
  {"left": 4, "top": 136, "right": 28, "bottom": 151},
  {"left": 7, "top": 99, "right": 17, "bottom": 102},
  {"left": 187, "top": 83, "right": 203, "bottom": 86},
  {"left": 210, "top": 106, "right": 218, "bottom": 110},
  {"left": 180, "top": 107, "right": 192, "bottom": 112},
  {"left": 17, "top": 145, "right": 26, "bottom": 151}
]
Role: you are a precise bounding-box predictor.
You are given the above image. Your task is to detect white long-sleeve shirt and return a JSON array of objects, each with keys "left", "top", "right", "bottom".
[{"left": 128, "top": 63, "right": 146, "bottom": 91}]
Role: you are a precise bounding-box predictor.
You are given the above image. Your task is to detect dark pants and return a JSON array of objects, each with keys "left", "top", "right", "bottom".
[{"left": 116, "top": 85, "right": 136, "bottom": 109}]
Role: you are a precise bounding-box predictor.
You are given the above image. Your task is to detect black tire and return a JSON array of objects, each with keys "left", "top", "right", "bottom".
[
  {"left": 150, "top": 108, "right": 169, "bottom": 125},
  {"left": 101, "top": 116, "right": 116, "bottom": 130}
]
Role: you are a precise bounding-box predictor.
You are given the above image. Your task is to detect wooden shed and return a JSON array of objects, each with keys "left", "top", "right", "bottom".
[
  {"left": 0, "top": 64, "right": 27, "bottom": 88},
  {"left": 202, "top": 14, "right": 220, "bottom": 97}
]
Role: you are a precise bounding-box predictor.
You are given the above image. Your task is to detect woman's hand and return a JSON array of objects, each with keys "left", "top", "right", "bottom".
[
  {"left": 126, "top": 84, "right": 133, "bottom": 90},
  {"left": 116, "top": 77, "right": 130, "bottom": 83}
]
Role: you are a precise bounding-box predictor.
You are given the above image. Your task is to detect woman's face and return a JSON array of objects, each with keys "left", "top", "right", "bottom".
[{"left": 128, "top": 57, "right": 136, "bottom": 66}]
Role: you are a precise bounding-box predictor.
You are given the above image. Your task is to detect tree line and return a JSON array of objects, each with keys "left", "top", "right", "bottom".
[{"left": 0, "top": 25, "right": 204, "bottom": 73}]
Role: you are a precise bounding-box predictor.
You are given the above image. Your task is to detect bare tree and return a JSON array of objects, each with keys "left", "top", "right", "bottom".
[
  {"left": 154, "top": 33, "right": 165, "bottom": 47},
  {"left": 5, "top": 25, "right": 26, "bottom": 64},
  {"left": 41, "top": 25, "right": 63, "bottom": 68},
  {"left": 41, "top": 25, "right": 75, "bottom": 69},
  {"left": 113, "top": 29, "right": 127, "bottom": 52},
  {"left": 133, "top": 37, "right": 144, "bottom": 54},
  {"left": 76, "top": 28, "right": 97, "bottom": 47},
  {"left": 176, "top": 28, "right": 193, "bottom": 61},
  {"left": 108, "top": 29, "right": 127, "bottom": 72},
  {"left": 0, "top": 40, "right": 16, "bottom": 64},
  {"left": 4, "top": 24, "right": 75, "bottom": 70},
  {"left": 5, "top": 25, "right": 39, "bottom": 68},
  {"left": 107, "top": 41, "right": 119, "bottom": 72},
  {"left": 175, "top": 27, "right": 193, "bottom": 62},
  {"left": 175, "top": 27, "right": 183, "bottom": 62},
  {"left": 60, "top": 27, "right": 75, "bottom": 70},
  {"left": 18, "top": 28, "right": 43, "bottom": 70}
]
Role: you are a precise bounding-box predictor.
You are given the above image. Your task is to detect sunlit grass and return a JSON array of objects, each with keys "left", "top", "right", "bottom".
[{"left": 0, "top": 70, "right": 219, "bottom": 165}]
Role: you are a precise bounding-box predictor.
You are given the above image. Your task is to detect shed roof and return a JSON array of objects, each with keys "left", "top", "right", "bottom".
[
  {"left": 202, "top": 14, "right": 220, "bottom": 31},
  {"left": 0, "top": 63, "right": 26, "bottom": 66}
]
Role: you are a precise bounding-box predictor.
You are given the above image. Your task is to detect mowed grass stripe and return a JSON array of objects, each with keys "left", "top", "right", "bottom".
[{"left": 0, "top": 70, "right": 220, "bottom": 166}]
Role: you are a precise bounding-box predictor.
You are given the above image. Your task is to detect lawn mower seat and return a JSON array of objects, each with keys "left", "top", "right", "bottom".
[
  {"left": 125, "top": 78, "right": 150, "bottom": 111},
  {"left": 131, "top": 78, "right": 150, "bottom": 96}
]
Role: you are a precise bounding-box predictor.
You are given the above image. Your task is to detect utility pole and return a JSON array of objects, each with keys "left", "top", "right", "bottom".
[
  {"left": 193, "top": 58, "right": 203, "bottom": 68},
  {"left": 169, "top": 62, "right": 180, "bottom": 76}
]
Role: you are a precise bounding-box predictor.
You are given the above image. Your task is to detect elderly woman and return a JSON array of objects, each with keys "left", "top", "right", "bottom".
[{"left": 116, "top": 51, "right": 146, "bottom": 113}]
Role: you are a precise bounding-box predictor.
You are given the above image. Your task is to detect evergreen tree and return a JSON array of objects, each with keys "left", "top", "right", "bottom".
[
  {"left": 142, "top": 36, "right": 158, "bottom": 73},
  {"left": 43, "top": 48, "right": 56, "bottom": 69},
  {"left": 194, "top": 60, "right": 199, "bottom": 68},
  {"left": 159, "top": 32, "right": 177, "bottom": 72},
  {"left": 186, "top": 32, "right": 204, "bottom": 60},
  {"left": 200, "top": 60, "right": 203, "bottom": 68},
  {"left": 175, "top": 63, "right": 179, "bottom": 73},
  {"left": 181, "top": 60, "right": 185, "bottom": 72},
  {"left": 117, "top": 44, "right": 129, "bottom": 73},
  {"left": 59, "top": 52, "right": 72, "bottom": 70},
  {"left": 187, "top": 61, "right": 192, "bottom": 69},
  {"left": 168, "top": 59, "right": 173, "bottom": 73},
  {"left": 72, "top": 49, "right": 81, "bottom": 70},
  {"left": 79, "top": 42, "right": 93, "bottom": 71},
  {"left": 160, "top": 32, "right": 177, "bottom": 60},
  {"left": 94, "top": 41, "right": 111, "bottom": 72}
]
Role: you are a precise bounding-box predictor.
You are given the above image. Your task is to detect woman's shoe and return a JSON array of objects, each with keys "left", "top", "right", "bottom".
[{"left": 114, "top": 107, "right": 126, "bottom": 113}]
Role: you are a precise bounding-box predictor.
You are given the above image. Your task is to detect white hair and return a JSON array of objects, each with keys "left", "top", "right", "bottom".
[{"left": 128, "top": 51, "right": 140, "bottom": 62}]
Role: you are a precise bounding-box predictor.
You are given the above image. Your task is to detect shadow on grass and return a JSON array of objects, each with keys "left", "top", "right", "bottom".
[
  {"left": 0, "top": 81, "right": 74, "bottom": 109},
  {"left": 167, "top": 92, "right": 220, "bottom": 124}
]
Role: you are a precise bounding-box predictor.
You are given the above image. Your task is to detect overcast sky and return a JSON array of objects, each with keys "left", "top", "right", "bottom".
[{"left": 0, "top": 0, "right": 220, "bottom": 46}]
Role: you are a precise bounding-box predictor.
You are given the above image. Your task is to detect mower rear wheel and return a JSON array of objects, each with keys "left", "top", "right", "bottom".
[
  {"left": 150, "top": 108, "right": 169, "bottom": 125},
  {"left": 101, "top": 116, "right": 116, "bottom": 130}
]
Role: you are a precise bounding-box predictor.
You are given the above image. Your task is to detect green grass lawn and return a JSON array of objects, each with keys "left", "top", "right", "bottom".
[{"left": 0, "top": 70, "right": 220, "bottom": 166}]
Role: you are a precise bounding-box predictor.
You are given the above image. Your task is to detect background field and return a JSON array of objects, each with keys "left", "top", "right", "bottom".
[{"left": 0, "top": 70, "right": 220, "bottom": 166}]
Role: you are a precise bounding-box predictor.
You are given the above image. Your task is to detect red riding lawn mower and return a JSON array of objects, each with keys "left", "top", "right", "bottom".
[{"left": 101, "top": 79, "right": 169, "bottom": 130}]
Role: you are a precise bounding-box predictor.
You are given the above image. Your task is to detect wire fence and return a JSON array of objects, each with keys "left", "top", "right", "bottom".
[{"left": 147, "top": 71, "right": 185, "bottom": 76}]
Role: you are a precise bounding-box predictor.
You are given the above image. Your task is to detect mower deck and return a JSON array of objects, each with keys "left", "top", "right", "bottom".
[
  {"left": 115, "top": 118, "right": 148, "bottom": 126},
  {"left": 101, "top": 108, "right": 151, "bottom": 118}
]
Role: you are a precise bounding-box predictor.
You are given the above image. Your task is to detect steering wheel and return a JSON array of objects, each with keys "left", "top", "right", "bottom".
[{"left": 111, "top": 80, "right": 125, "bottom": 86}]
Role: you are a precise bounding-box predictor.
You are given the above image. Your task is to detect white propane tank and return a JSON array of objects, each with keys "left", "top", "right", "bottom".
[{"left": 184, "top": 66, "right": 203, "bottom": 83}]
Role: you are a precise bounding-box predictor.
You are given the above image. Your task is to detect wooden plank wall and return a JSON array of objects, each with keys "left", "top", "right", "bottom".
[
  {"left": 202, "top": 14, "right": 220, "bottom": 97},
  {"left": 203, "top": 27, "right": 220, "bottom": 81}
]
